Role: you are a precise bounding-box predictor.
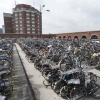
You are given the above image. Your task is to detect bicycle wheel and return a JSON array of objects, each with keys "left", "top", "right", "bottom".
[
  {"left": 60, "top": 58, "right": 71, "bottom": 72},
  {"left": 43, "top": 80, "right": 51, "bottom": 88},
  {"left": 53, "top": 80, "right": 64, "bottom": 94},
  {"left": 42, "top": 69, "right": 50, "bottom": 78},
  {"left": 60, "top": 86, "right": 69, "bottom": 98},
  {"left": 34, "top": 60, "right": 41, "bottom": 69},
  {"left": 51, "top": 82, "right": 55, "bottom": 90},
  {"left": 0, "top": 85, "right": 13, "bottom": 96},
  {"left": 70, "top": 86, "right": 81, "bottom": 100}
]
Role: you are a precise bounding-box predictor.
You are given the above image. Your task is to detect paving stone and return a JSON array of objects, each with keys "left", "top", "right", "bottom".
[{"left": 8, "top": 46, "right": 33, "bottom": 100}]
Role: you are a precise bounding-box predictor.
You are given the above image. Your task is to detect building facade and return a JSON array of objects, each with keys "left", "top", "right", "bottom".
[
  {"left": 55, "top": 31, "right": 100, "bottom": 39},
  {"left": 3, "top": 13, "right": 13, "bottom": 33},
  {"left": 3, "top": 4, "right": 42, "bottom": 35}
]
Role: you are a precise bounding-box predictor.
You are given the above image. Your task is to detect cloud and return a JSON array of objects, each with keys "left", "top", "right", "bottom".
[
  {"left": 45, "top": 0, "right": 100, "bottom": 32},
  {"left": 0, "top": 0, "right": 15, "bottom": 27},
  {"left": 0, "top": 0, "right": 100, "bottom": 34}
]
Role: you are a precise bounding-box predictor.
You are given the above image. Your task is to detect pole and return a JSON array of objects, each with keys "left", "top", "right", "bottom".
[
  {"left": 40, "top": 13, "right": 42, "bottom": 38},
  {"left": 15, "top": 0, "right": 16, "bottom": 7},
  {"left": 40, "top": 5, "right": 42, "bottom": 38},
  {"left": 39, "top": 5, "right": 50, "bottom": 38}
]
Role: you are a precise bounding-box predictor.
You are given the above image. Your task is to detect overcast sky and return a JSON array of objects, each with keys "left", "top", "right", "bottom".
[{"left": 0, "top": 0, "right": 100, "bottom": 34}]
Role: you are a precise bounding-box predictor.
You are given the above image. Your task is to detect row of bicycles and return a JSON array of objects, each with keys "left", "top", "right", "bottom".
[
  {"left": 0, "top": 38, "right": 15, "bottom": 100},
  {"left": 18, "top": 37, "right": 100, "bottom": 100}
]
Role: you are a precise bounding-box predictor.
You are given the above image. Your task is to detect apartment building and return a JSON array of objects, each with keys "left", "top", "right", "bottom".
[
  {"left": 4, "top": 4, "right": 42, "bottom": 35},
  {"left": 3, "top": 13, "right": 13, "bottom": 33}
]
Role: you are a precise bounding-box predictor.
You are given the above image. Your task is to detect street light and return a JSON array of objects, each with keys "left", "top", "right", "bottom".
[
  {"left": 42, "top": 10, "right": 50, "bottom": 13},
  {"left": 42, "top": 5, "right": 45, "bottom": 7},
  {"left": 40, "top": 5, "right": 50, "bottom": 38}
]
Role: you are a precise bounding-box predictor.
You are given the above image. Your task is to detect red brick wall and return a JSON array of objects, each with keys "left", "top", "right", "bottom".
[
  {"left": 55, "top": 31, "right": 100, "bottom": 39},
  {"left": 4, "top": 17, "right": 14, "bottom": 33},
  {"left": 0, "top": 31, "right": 100, "bottom": 39}
]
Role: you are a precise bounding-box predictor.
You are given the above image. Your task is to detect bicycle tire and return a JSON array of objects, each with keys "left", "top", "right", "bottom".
[
  {"left": 42, "top": 69, "right": 51, "bottom": 78},
  {"left": 0, "top": 85, "right": 13, "bottom": 96},
  {"left": 53, "top": 81, "right": 63, "bottom": 94},
  {"left": 60, "top": 86, "right": 69, "bottom": 98},
  {"left": 43, "top": 80, "right": 51, "bottom": 87},
  {"left": 70, "top": 87, "right": 77, "bottom": 100}
]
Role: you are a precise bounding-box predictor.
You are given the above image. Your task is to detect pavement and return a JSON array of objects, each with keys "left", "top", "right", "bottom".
[
  {"left": 8, "top": 45, "right": 33, "bottom": 100},
  {"left": 15, "top": 43, "right": 100, "bottom": 100}
]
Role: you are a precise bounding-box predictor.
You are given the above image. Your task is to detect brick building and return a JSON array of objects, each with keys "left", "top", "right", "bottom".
[
  {"left": 55, "top": 31, "right": 100, "bottom": 40},
  {"left": 3, "top": 13, "right": 13, "bottom": 33},
  {"left": 3, "top": 4, "right": 42, "bottom": 35}
]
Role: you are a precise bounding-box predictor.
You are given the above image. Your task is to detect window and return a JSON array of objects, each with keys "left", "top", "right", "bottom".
[
  {"left": 38, "top": 16, "right": 40, "bottom": 18},
  {"left": 32, "top": 21, "right": 35, "bottom": 23},
  {"left": 32, "top": 24, "right": 35, "bottom": 27},
  {"left": 26, "top": 8, "right": 31, "bottom": 11},
  {"left": 20, "top": 28, "right": 23, "bottom": 30},
  {"left": 15, "top": 14, "right": 17, "bottom": 16},
  {"left": 20, "top": 24, "right": 22, "bottom": 27},
  {"left": 26, "top": 24, "right": 30, "bottom": 27},
  {"left": 26, "top": 17, "right": 30, "bottom": 19},
  {"left": 26, "top": 21, "right": 30, "bottom": 23},
  {"left": 20, "top": 31, "right": 23, "bottom": 34},
  {"left": 26, "top": 10, "right": 31, "bottom": 12},
  {"left": 15, "top": 21, "right": 18, "bottom": 24},
  {"left": 31, "top": 11, "right": 35, "bottom": 13},
  {"left": 19, "top": 17, "right": 22, "bottom": 19},
  {"left": 32, "top": 31, "right": 35, "bottom": 34},
  {"left": 26, "top": 8, "right": 29, "bottom": 10},
  {"left": 27, "top": 28, "right": 30, "bottom": 30},
  {"left": 19, "top": 21, "right": 22, "bottom": 23},
  {"left": 16, "top": 24, "right": 18, "bottom": 27},
  {"left": 26, "top": 13, "right": 30, "bottom": 16},
  {"left": 31, "top": 14, "right": 34, "bottom": 16},
  {"left": 15, "top": 17, "right": 18, "bottom": 20},
  {"left": 16, "top": 28, "right": 19, "bottom": 30},
  {"left": 27, "top": 31, "right": 30, "bottom": 34},
  {"left": 16, "top": 31, "right": 19, "bottom": 33},
  {"left": 21, "top": 8, "right": 26, "bottom": 11},
  {"left": 19, "top": 13, "right": 22, "bottom": 16},
  {"left": 32, "top": 28, "right": 35, "bottom": 30},
  {"left": 31, "top": 18, "right": 34, "bottom": 20}
]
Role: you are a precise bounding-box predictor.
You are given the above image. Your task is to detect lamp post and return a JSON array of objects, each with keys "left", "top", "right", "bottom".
[{"left": 40, "top": 5, "right": 50, "bottom": 38}]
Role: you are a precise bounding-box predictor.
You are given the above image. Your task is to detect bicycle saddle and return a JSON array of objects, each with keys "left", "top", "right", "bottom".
[{"left": 66, "top": 52, "right": 70, "bottom": 54}]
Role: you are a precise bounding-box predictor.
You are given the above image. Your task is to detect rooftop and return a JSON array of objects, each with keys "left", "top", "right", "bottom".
[{"left": 16, "top": 4, "right": 32, "bottom": 8}]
